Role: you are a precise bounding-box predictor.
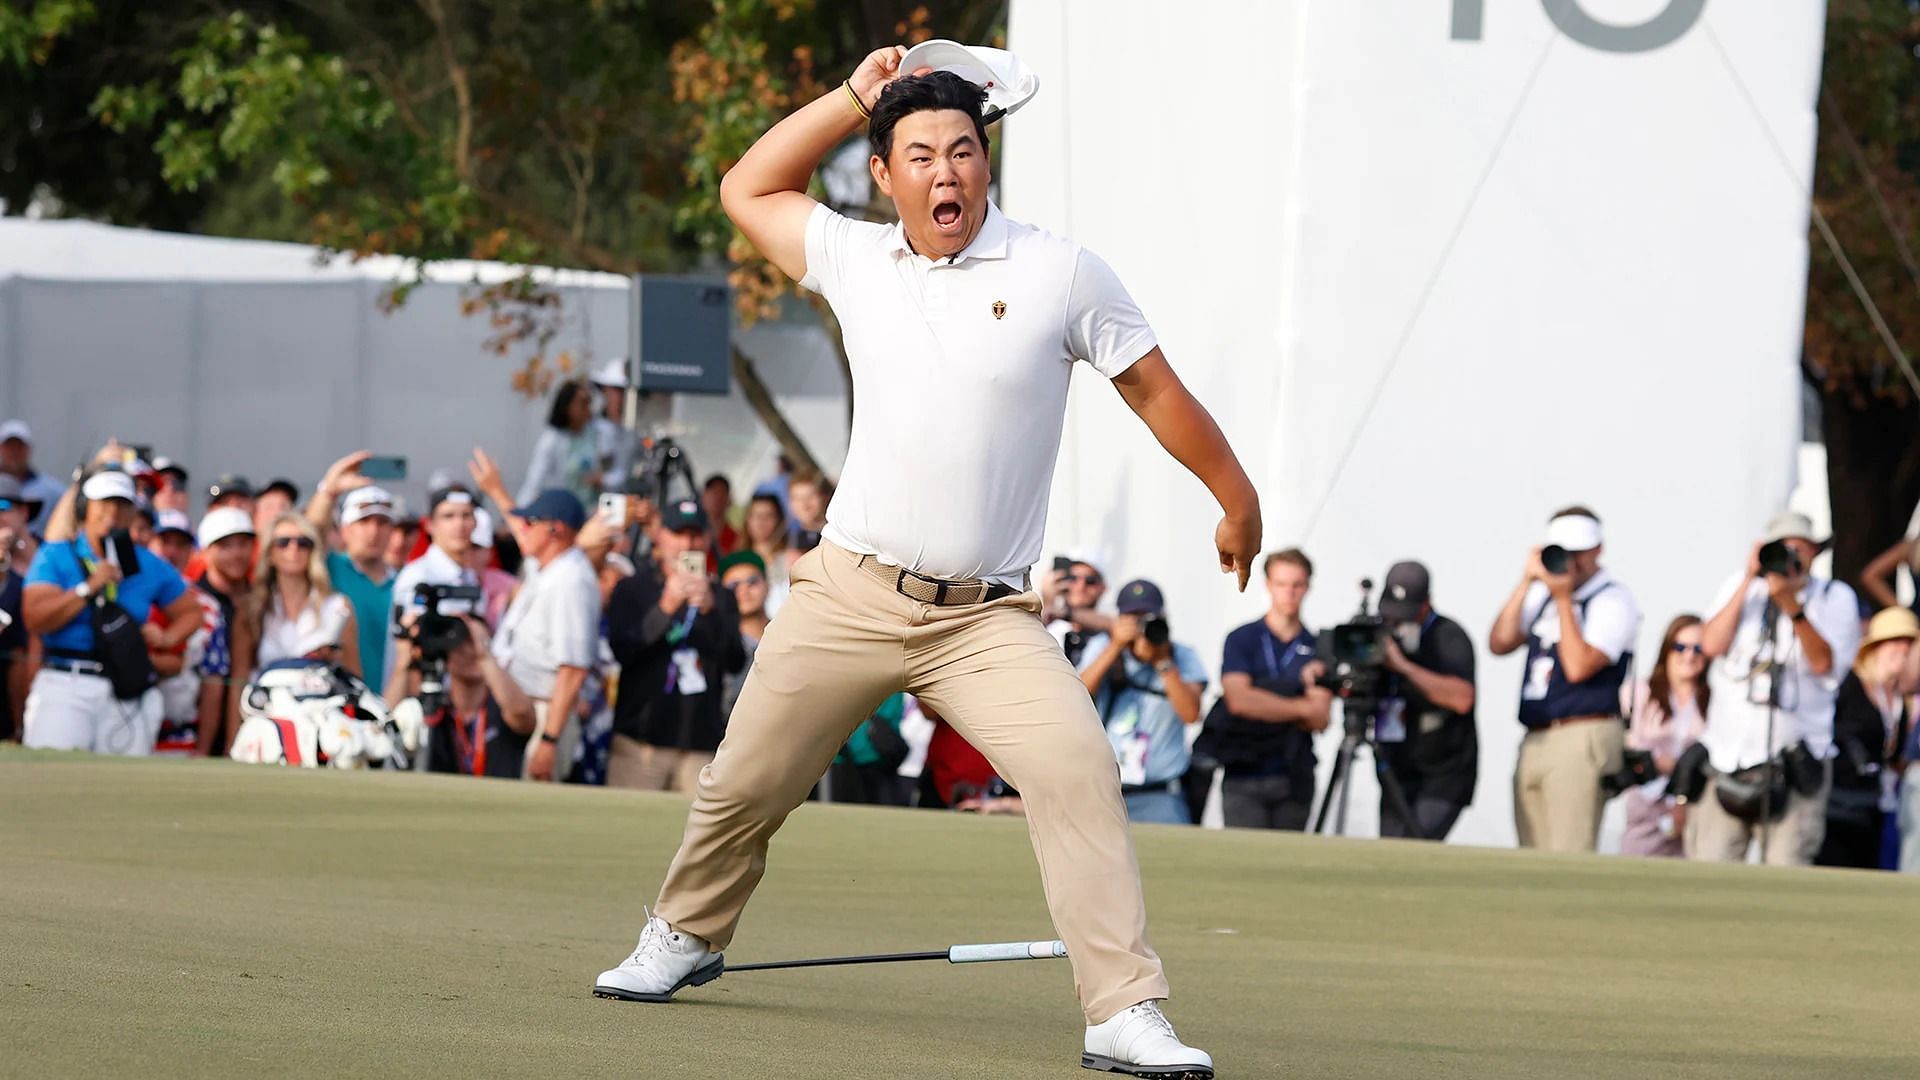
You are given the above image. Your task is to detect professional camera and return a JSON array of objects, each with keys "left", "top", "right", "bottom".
[
  {"left": 405, "top": 583, "right": 483, "bottom": 713},
  {"left": 1321, "top": 579, "right": 1391, "bottom": 731},
  {"left": 1143, "top": 616, "right": 1170, "bottom": 649},
  {"left": 1757, "top": 538, "right": 1802, "bottom": 577},
  {"left": 1540, "top": 544, "right": 1571, "bottom": 576}
]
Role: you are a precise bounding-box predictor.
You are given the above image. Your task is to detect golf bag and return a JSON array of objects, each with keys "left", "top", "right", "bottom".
[{"left": 230, "top": 659, "right": 423, "bottom": 769}]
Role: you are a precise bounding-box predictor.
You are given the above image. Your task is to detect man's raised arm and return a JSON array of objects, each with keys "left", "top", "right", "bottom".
[{"left": 720, "top": 46, "right": 911, "bottom": 281}]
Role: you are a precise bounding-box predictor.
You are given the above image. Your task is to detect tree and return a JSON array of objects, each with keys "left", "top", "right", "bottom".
[
  {"left": 1, "top": 0, "right": 1006, "bottom": 474},
  {"left": 1805, "top": 1, "right": 1920, "bottom": 589}
]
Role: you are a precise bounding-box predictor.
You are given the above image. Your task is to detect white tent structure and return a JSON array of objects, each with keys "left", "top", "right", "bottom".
[
  {"left": 1007, "top": 1, "right": 1827, "bottom": 845},
  {"left": 0, "top": 219, "right": 848, "bottom": 512}
]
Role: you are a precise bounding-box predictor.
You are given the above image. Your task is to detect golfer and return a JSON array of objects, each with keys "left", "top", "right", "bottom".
[{"left": 594, "top": 43, "right": 1260, "bottom": 1079}]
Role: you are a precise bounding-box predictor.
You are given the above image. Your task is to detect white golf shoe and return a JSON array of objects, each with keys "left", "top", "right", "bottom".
[
  {"left": 1082, "top": 1000, "right": 1214, "bottom": 1078},
  {"left": 591, "top": 914, "right": 723, "bottom": 1002}
]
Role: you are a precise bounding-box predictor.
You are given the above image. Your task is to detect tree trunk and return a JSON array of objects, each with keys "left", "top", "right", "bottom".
[
  {"left": 732, "top": 346, "right": 823, "bottom": 479},
  {"left": 1818, "top": 383, "right": 1920, "bottom": 591}
]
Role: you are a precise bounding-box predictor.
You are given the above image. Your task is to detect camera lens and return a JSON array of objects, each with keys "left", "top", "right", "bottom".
[
  {"left": 1144, "top": 617, "right": 1170, "bottom": 648},
  {"left": 1540, "top": 545, "right": 1569, "bottom": 575},
  {"left": 1757, "top": 539, "right": 1799, "bottom": 576}
]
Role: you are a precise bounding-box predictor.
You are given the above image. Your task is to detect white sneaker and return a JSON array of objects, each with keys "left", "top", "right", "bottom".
[
  {"left": 1082, "top": 1000, "right": 1214, "bottom": 1078},
  {"left": 591, "top": 914, "right": 724, "bottom": 1002}
]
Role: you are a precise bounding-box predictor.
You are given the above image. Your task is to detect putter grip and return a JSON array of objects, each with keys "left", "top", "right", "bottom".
[{"left": 947, "top": 940, "right": 1068, "bottom": 964}]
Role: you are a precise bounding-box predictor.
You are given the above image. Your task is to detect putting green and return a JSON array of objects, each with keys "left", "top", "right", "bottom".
[{"left": 2, "top": 750, "right": 1915, "bottom": 1078}]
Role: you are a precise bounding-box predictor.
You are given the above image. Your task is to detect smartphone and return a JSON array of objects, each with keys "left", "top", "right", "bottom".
[
  {"left": 598, "top": 492, "right": 628, "bottom": 528},
  {"left": 360, "top": 455, "right": 407, "bottom": 481},
  {"left": 1052, "top": 556, "right": 1073, "bottom": 574},
  {"left": 107, "top": 527, "right": 143, "bottom": 577},
  {"left": 128, "top": 444, "right": 154, "bottom": 465},
  {"left": 677, "top": 550, "right": 707, "bottom": 578}
]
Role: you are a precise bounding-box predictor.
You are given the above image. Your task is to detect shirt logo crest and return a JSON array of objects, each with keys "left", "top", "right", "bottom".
[{"left": 992, "top": 300, "right": 1007, "bottom": 320}]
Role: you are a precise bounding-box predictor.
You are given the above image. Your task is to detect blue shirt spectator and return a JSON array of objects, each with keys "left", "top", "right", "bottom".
[
  {"left": 1080, "top": 633, "right": 1209, "bottom": 796},
  {"left": 27, "top": 536, "right": 187, "bottom": 654}
]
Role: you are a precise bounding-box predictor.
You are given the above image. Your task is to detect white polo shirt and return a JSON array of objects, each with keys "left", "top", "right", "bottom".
[
  {"left": 801, "top": 201, "right": 1156, "bottom": 586},
  {"left": 1700, "top": 574, "right": 1862, "bottom": 771}
]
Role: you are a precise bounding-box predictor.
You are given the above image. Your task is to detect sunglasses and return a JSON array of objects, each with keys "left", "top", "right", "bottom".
[
  {"left": 1068, "top": 573, "right": 1102, "bottom": 585},
  {"left": 272, "top": 535, "right": 317, "bottom": 551},
  {"left": 1669, "top": 642, "right": 1705, "bottom": 656}
]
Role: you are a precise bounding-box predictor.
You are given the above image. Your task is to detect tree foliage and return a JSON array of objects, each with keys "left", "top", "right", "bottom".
[{"left": 1805, "top": 0, "right": 1920, "bottom": 583}]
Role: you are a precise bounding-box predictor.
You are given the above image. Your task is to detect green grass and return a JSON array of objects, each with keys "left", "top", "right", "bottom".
[{"left": 2, "top": 749, "right": 1916, "bottom": 1079}]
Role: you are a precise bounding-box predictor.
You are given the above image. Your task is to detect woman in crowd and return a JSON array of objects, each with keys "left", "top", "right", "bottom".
[
  {"left": 743, "top": 492, "right": 793, "bottom": 617},
  {"left": 1620, "top": 614, "right": 1709, "bottom": 857},
  {"left": 519, "top": 379, "right": 600, "bottom": 508},
  {"left": 248, "top": 513, "right": 360, "bottom": 676},
  {"left": 1818, "top": 607, "right": 1915, "bottom": 869},
  {"left": 1860, "top": 534, "right": 1920, "bottom": 616}
]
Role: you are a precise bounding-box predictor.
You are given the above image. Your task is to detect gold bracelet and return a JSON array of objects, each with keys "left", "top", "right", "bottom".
[{"left": 842, "top": 80, "right": 871, "bottom": 120}]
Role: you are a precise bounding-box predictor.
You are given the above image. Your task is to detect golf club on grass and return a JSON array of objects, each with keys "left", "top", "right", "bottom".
[{"left": 723, "top": 938, "right": 1067, "bottom": 974}]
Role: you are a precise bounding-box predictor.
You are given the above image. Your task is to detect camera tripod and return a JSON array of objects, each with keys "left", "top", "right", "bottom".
[{"left": 1310, "top": 696, "right": 1424, "bottom": 840}]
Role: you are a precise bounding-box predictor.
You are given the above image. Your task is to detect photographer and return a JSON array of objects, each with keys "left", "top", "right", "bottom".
[
  {"left": 1075, "top": 580, "right": 1208, "bottom": 825},
  {"left": 1489, "top": 507, "right": 1640, "bottom": 852},
  {"left": 1689, "top": 512, "right": 1862, "bottom": 865},
  {"left": 385, "top": 613, "right": 537, "bottom": 778},
  {"left": 605, "top": 499, "right": 745, "bottom": 792},
  {"left": 388, "top": 483, "right": 480, "bottom": 664},
  {"left": 1042, "top": 554, "right": 1113, "bottom": 667},
  {"left": 1210, "top": 549, "right": 1332, "bottom": 830},
  {"left": 1372, "top": 561, "right": 1479, "bottom": 841},
  {"left": 19, "top": 470, "right": 200, "bottom": 753}
]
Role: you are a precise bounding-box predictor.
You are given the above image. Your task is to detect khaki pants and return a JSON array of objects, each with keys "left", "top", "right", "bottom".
[
  {"left": 1513, "top": 719, "right": 1623, "bottom": 852},
  {"left": 606, "top": 734, "right": 713, "bottom": 793},
  {"left": 1685, "top": 760, "right": 1831, "bottom": 866},
  {"left": 653, "top": 541, "right": 1166, "bottom": 1024}
]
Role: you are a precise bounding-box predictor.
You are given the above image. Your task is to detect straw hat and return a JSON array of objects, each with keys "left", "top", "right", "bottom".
[{"left": 1862, "top": 607, "right": 1920, "bottom": 651}]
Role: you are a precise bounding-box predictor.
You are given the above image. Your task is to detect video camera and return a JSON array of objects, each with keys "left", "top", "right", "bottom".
[
  {"left": 1321, "top": 579, "right": 1392, "bottom": 734},
  {"left": 629, "top": 435, "right": 697, "bottom": 507},
  {"left": 404, "top": 583, "right": 484, "bottom": 714}
]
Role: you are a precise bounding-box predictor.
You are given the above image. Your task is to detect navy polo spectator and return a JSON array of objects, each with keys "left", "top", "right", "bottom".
[
  {"left": 20, "top": 470, "right": 201, "bottom": 754},
  {"left": 1208, "top": 549, "right": 1333, "bottom": 830},
  {"left": 1489, "top": 507, "right": 1641, "bottom": 853}
]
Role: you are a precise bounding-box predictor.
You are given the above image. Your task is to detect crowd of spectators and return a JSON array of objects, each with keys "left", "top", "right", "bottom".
[{"left": 4, "top": 386, "right": 1920, "bottom": 872}]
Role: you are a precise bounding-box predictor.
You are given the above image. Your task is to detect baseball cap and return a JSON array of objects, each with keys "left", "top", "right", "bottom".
[
  {"left": 208, "top": 474, "right": 253, "bottom": 502},
  {"left": 1544, "top": 512, "right": 1603, "bottom": 553},
  {"left": 1761, "top": 510, "right": 1825, "bottom": 547},
  {"left": 428, "top": 485, "right": 475, "bottom": 515},
  {"left": 80, "top": 470, "right": 137, "bottom": 504},
  {"left": 151, "top": 456, "right": 189, "bottom": 485},
  {"left": 515, "top": 489, "right": 587, "bottom": 530},
  {"left": 1378, "top": 561, "right": 1432, "bottom": 623},
  {"left": 1115, "top": 579, "right": 1165, "bottom": 616},
  {"left": 719, "top": 551, "right": 767, "bottom": 578},
  {"left": 897, "top": 39, "right": 1040, "bottom": 123},
  {"left": 660, "top": 497, "right": 709, "bottom": 533},
  {"left": 261, "top": 478, "right": 300, "bottom": 502},
  {"left": 591, "top": 357, "right": 631, "bottom": 388},
  {"left": 155, "top": 508, "right": 195, "bottom": 539},
  {"left": 198, "top": 506, "right": 256, "bottom": 547},
  {"left": 470, "top": 507, "right": 496, "bottom": 549},
  {"left": 340, "top": 486, "right": 398, "bottom": 528},
  {"left": 0, "top": 419, "right": 30, "bottom": 444}
]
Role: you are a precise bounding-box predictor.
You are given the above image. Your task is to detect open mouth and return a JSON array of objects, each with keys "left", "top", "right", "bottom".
[{"left": 931, "top": 200, "right": 964, "bottom": 233}]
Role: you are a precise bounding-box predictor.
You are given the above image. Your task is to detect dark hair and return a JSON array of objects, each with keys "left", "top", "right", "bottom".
[
  {"left": 869, "top": 71, "right": 990, "bottom": 163},
  {"left": 1264, "top": 548, "right": 1314, "bottom": 580},
  {"left": 703, "top": 473, "right": 731, "bottom": 493},
  {"left": 1649, "top": 614, "right": 1709, "bottom": 720},
  {"left": 547, "top": 380, "right": 591, "bottom": 431},
  {"left": 1550, "top": 504, "right": 1601, "bottom": 524}
]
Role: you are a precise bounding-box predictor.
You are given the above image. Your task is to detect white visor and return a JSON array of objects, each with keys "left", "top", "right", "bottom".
[
  {"left": 81, "top": 470, "right": 137, "bottom": 503},
  {"left": 1545, "top": 514, "right": 1603, "bottom": 553},
  {"left": 898, "top": 39, "right": 1039, "bottom": 122}
]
